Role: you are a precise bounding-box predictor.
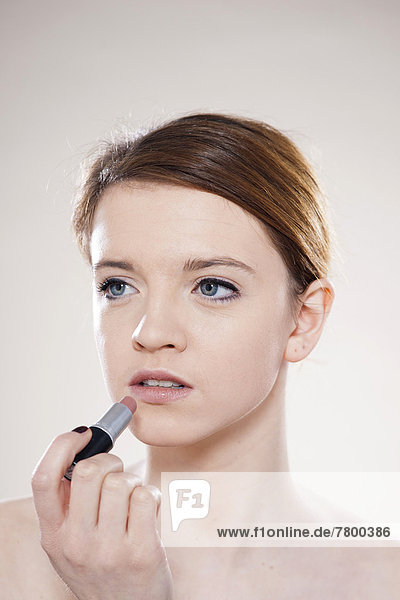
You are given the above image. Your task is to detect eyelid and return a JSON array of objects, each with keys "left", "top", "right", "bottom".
[
  {"left": 96, "top": 273, "right": 240, "bottom": 288},
  {"left": 193, "top": 275, "right": 239, "bottom": 288}
]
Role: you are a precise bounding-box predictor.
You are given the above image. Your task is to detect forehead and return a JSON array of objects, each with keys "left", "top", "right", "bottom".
[{"left": 90, "top": 182, "right": 283, "bottom": 274}]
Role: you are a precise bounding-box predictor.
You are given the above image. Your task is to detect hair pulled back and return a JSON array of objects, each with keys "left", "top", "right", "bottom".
[{"left": 71, "top": 112, "right": 333, "bottom": 318}]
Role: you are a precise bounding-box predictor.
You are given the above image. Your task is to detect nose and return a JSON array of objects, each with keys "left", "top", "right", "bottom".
[{"left": 131, "top": 297, "right": 187, "bottom": 353}]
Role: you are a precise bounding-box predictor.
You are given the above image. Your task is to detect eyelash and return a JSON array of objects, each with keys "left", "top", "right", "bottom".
[{"left": 95, "top": 277, "right": 241, "bottom": 304}]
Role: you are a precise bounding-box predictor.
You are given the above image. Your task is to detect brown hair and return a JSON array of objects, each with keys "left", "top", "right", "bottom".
[{"left": 71, "top": 112, "right": 333, "bottom": 319}]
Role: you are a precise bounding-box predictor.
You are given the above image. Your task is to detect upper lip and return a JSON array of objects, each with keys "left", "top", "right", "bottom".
[{"left": 129, "top": 369, "right": 192, "bottom": 388}]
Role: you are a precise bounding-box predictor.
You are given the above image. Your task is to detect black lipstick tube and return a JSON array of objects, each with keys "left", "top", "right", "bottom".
[{"left": 64, "top": 402, "right": 133, "bottom": 481}]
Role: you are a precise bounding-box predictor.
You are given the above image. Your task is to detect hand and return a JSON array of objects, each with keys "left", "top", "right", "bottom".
[{"left": 31, "top": 428, "right": 174, "bottom": 600}]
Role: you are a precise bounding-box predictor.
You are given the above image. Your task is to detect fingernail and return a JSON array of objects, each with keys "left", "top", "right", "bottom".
[{"left": 72, "top": 425, "right": 89, "bottom": 433}]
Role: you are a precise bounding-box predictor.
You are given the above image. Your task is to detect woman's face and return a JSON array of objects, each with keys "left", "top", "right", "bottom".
[{"left": 90, "top": 182, "right": 295, "bottom": 445}]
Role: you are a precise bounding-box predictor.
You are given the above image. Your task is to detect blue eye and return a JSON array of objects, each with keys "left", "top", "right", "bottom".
[
  {"left": 96, "top": 277, "right": 240, "bottom": 304},
  {"left": 96, "top": 278, "right": 131, "bottom": 299},
  {"left": 194, "top": 278, "right": 240, "bottom": 303}
]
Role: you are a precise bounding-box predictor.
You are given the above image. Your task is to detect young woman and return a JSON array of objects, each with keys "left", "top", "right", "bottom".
[{"left": 1, "top": 113, "right": 398, "bottom": 598}]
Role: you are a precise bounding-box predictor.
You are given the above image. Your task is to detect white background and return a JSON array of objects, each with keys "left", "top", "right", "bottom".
[{"left": 1, "top": 0, "right": 399, "bottom": 499}]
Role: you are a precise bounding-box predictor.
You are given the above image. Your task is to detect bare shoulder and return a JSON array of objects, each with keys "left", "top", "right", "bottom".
[
  {"left": 0, "top": 496, "right": 71, "bottom": 599},
  {"left": 0, "top": 496, "right": 41, "bottom": 574},
  {"left": 0, "top": 495, "right": 40, "bottom": 556},
  {"left": 326, "top": 545, "right": 400, "bottom": 598},
  {"left": 271, "top": 545, "right": 400, "bottom": 599},
  {"left": 357, "top": 545, "right": 400, "bottom": 588},
  {"left": 286, "top": 485, "right": 400, "bottom": 597},
  {"left": 0, "top": 497, "right": 39, "bottom": 593}
]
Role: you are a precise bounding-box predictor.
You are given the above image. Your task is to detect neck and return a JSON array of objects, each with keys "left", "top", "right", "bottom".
[{"left": 144, "top": 360, "right": 290, "bottom": 490}]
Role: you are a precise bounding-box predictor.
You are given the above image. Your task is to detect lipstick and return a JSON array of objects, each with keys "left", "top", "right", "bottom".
[
  {"left": 64, "top": 396, "right": 137, "bottom": 481},
  {"left": 129, "top": 384, "right": 192, "bottom": 404}
]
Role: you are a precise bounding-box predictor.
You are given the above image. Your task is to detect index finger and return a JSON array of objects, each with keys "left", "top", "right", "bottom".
[{"left": 31, "top": 428, "right": 92, "bottom": 532}]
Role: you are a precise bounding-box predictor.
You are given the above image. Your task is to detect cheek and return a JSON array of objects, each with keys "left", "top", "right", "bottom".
[
  {"left": 93, "top": 310, "right": 129, "bottom": 388},
  {"left": 197, "top": 308, "right": 286, "bottom": 421},
  {"left": 94, "top": 300, "right": 129, "bottom": 347}
]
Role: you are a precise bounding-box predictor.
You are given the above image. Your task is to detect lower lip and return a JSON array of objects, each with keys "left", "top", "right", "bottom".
[{"left": 129, "top": 384, "right": 193, "bottom": 404}]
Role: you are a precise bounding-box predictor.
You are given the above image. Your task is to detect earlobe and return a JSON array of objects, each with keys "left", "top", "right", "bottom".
[
  {"left": 283, "top": 278, "right": 335, "bottom": 363},
  {"left": 283, "top": 335, "right": 305, "bottom": 363}
]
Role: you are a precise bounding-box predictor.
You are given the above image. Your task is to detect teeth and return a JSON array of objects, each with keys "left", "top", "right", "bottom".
[{"left": 141, "top": 379, "right": 184, "bottom": 388}]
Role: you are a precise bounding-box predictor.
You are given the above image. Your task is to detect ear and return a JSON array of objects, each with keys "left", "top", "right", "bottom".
[{"left": 284, "top": 278, "right": 335, "bottom": 363}]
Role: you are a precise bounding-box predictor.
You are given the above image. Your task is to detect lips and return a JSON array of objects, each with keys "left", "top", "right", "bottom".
[{"left": 128, "top": 369, "right": 192, "bottom": 388}]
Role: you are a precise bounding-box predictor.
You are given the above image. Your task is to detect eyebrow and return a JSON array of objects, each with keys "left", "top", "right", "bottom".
[{"left": 92, "top": 256, "right": 256, "bottom": 276}]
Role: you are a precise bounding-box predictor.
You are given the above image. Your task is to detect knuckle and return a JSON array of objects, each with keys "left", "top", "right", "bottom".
[
  {"left": 31, "top": 469, "right": 51, "bottom": 492},
  {"left": 73, "top": 459, "right": 99, "bottom": 480},
  {"left": 125, "top": 473, "right": 143, "bottom": 485},
  {"left": 95, "top": 452, "right": 122, "bottom": 466},
  {"left": 103, "top": 472, "right": 141, "bottom": 493},
  {"left": 73, "top": 453, "right": 124, "bottom": 481},
  {"left": 102, "top": 472, "right": 124, "bottom": 492},
  {"left": 133, "top": 484, "right": 161, "bottom": 508},
  {"left": 146, "top": 484, "right": 162, "bottom": 503},
  {"left": 57, "top": 431, "right": 78, "bottom": 443},
  {"left": 52, "top": 432, "right": 79, "bottom": 451},
  {"left": 104, "top": 453, "right": 124, "bottom": 470},
  {"left": 32, "top": 432, "right": 82, "bottom": 490},
  {"left": 132, "top": 485, "right": 154, "bottom": 505}
]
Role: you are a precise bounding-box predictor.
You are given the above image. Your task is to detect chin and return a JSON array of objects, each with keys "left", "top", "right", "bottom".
[{"left": 128, "top": 419, "right": 218, "bottom": 447}]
